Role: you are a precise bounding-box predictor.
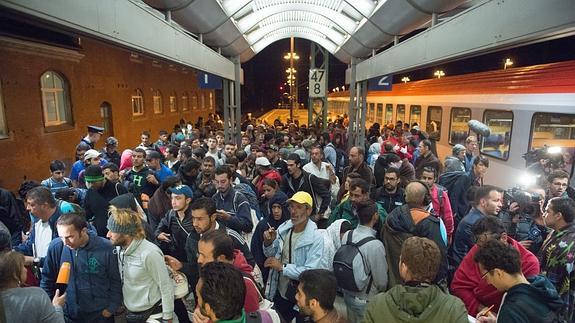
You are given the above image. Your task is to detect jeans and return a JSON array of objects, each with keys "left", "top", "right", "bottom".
[{"left": 343, "top": 292, "right": 368, "bottom": 322}]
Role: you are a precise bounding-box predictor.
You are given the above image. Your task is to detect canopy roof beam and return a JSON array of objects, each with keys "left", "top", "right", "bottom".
[{"left": 356, "top": 0, "right": 575, "bottom": 81}]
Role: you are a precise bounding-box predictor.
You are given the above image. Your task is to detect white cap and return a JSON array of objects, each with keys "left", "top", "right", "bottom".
[
  {"left": 255, "top": 157, "right": 271, "bottom": 167},
  {"left": 83, "top": 149, "right": 101, "bottom": 161}
]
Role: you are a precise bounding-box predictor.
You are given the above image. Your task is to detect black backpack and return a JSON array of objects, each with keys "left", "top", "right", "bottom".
[{"left": 333, "top": 231, "right": 376, "bottom": 292}]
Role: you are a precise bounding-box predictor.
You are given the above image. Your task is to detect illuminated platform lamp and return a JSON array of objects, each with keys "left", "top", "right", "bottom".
[{"left": 434, "top": 70, "right": 445, "bottom": 78}]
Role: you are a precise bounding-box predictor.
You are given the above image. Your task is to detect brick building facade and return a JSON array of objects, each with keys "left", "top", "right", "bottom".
[{"left": 0, "top": 34, "right": 215, "bottom": 192}]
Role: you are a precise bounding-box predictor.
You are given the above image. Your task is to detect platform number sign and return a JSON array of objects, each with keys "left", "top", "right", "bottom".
[{"left": 309, "top": 69, "right": 326, "bottom": 98}]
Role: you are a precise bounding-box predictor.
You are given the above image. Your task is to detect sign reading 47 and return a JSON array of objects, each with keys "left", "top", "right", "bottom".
[{"left": 309, "top": 68, "right": 326, "bottom": 98}]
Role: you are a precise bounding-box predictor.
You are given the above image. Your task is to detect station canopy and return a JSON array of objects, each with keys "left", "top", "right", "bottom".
[{"left": 143, "top": 0, "right": 471, "bottom": 63}]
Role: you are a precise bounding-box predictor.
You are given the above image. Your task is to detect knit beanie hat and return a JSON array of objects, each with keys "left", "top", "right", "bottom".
[
  {"left": 84, "top": 165, "right": 105, "bottom": 183},
  {"left": 107, "top": 213, "right": 138, "bottom": 235}
]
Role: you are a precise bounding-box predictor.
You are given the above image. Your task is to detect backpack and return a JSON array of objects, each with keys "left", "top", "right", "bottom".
[
  {"left": 333, "top": 230, "right": 376, "bottom": 292},
  {"left": 245, "top": 309, "right": 282, "bottom": 323},
  {"left": 335, "top": 147, "right": 348, "bottom": 179}
]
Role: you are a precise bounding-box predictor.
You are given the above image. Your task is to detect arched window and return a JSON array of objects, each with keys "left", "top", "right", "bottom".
[
  {"left": 131, "top": 89, "right": 144, "bottom": 116},
  {"left": 181, "top": 91, "right": 189, "bottom": 111},
  {"left": 40, "top": 71, "right": 73, "bottom": 127},
  {"left": 153, "top": 90, "right": 163, "bottom": 114},
  {"left": 169, "top": 91, "right": 177, "bottom": 112}
]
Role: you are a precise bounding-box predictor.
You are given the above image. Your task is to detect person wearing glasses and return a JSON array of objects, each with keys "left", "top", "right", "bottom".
[
  {"left": 473, "top": 239, "right": 562, "bottom": 323},
  {"left": 451, "top": 216, "right": 539, "bottom": 317}
]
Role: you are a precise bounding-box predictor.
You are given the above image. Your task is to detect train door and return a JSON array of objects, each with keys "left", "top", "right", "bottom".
[{"left": 99, "top": 101, "right": 114, "bottom": 137}]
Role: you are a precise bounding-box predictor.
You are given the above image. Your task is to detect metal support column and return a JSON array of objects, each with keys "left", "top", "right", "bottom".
[
  {"left": 347, "top": 57, "right": 357, "bottom": 149},
  {"left": 223, "top": 79, "right": 231, "bottom": 142},
  {"left": 233, "top": 56, "right": 242, "bottom": 145},
  {"left": 307, "top": 42, "right": 329, "bottom": 129},
  {"left": 357, "top": 80, "right": 368, "bottom": 147}
]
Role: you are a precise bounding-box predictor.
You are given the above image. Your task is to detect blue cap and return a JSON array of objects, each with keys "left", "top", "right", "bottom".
[{"left": 168, "top": 185, "right": 193, "bottom": 198}]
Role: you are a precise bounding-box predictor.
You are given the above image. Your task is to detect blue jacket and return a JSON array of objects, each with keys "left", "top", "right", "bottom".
[
  {"left": 450, "top": 208, "right": 486, "bottom": 268},
  {"left": 263, "top": 219, "right": 324, "bottom": 299},
  {"left": 213, "top": 187, "right": 254, "bottom": 234},
  {"left": 41, "top": 231, "right": 122, "bottom": 319}
]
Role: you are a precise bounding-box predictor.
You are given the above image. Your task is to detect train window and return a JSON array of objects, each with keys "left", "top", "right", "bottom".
[
  {"left": 449, "top": 107, "right": 471, "bottom": 145},
  {"left": 378, "top": 104, "right": 384, "bottom": 124},
  {"left": 409, "top": 105, "right": 421, "bottom": 126},
  {"left": 40, "top": 71, "right": 73, "bottom": 127},
  {"left": 169, "top": 92, "right": 177, "bottom": 112},
  {"left": 481, "top": 110, "right": 513, "bottom": 160},
  {"left": 372, "top": 104, "right": 378, "bottom": 123},
  {"left": 209, "top": 92, "right": 214, "bottom": 110},
  {"left": 427, "top": 106, "right": 442, "bottom": 140},
  {"left": 131, "top": 89, "right": 144, "bottom": 116},
  {"left": 181, "top": 92, "right": 189, "bottom": 111},
  {"left": 397, "top": 104, "right": 405, "bottom": 123},
  {"left": 385, "top": 104, "right": 393, "bottom": 124},
  {"left": 153, "top": 90, "right": 163, "bottom": 114},
  {"left": 530, "top": 113, "right": 575, "bottom": 178},
  {"left": 200, "top": 92, "right": 206, "bottom": 110}
]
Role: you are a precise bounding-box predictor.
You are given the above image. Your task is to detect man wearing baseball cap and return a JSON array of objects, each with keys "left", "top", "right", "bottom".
[
  {"left": 262, "top": 191, "right": 325, "bottom": 322},
  {"left": 155, "top": 184, "right": 196, "bottom": 323},
  {"left": 100, "top": 136, "right": 120, "bottom": 167}
]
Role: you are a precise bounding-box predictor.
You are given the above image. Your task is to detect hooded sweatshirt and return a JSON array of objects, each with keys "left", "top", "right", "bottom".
[
  {"left": 363, "top": 284, "right": 468, "bottom": 323},
  {"left": 497, "top": 275, "right": 564, "bottom": 323},
  {"left": 250, "top": 192, "right": 289, "bottom": 283}
]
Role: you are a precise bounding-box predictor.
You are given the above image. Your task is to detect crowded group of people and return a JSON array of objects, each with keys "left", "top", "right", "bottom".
[{"left": 1, "top": 113, "right": 575, "bottom": 323}]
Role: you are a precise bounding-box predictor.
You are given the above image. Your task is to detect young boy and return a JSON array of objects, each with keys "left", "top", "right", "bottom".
[{"left": 41, "top": 160, "right": 72, "bottom": 196}]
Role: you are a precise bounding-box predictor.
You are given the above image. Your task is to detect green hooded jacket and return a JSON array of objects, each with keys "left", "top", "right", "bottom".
[{"left": 362, "top": 284, "right": 469, "bottom": 323}]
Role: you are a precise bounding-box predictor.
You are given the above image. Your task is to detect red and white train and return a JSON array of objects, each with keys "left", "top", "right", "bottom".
[{"left": 328, "top": 60, "right": 575, "bottom": 188}]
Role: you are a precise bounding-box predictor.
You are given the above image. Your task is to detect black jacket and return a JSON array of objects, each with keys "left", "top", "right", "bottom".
[
  {"left": 372, "top": 187, "right": 406, "bottom": 214},
  {"left": 84, "top": 180, "right": 127, "bottom": 236},
  {"left": 280, "top": 170, "right": 331, "bottom": 215},
  {"left": 183, "top": 221, "right": 255, "bottom": 289},
  {"left": 155, "top": 208, "right": 195, "bottom": 264}
]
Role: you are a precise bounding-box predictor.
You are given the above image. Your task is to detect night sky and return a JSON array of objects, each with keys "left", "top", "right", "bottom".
[
  {"left": 242, "top": 38, "right": 347, "bottom": 115},
  {"left": 241, "top": 35, "right": 575, "bottom": 117}
]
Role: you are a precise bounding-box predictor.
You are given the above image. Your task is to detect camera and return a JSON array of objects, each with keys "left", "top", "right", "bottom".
[{"left": 503, "top": 187, "right": 542, "bottom": 218}]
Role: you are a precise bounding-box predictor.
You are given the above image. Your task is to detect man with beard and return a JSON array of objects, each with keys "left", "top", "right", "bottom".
[
  {"left": 106, "top": 207, "right": 174, "bottom": 323},
  {"left": 329, "top": 178, "right": 387, "bottom": 229},
  {"left": 263, "top": 192, "right": 325, "bottom": 322},
  {"left": 341, "top": 147, "right": 374, "bottom": 192},
  {"left": 197, "top": 156, "right": 217, "bottom": 198},
  {"left": 165, "top": 197, "right": 255, "bottom": 290},
  {"left": 280, "top": 154, "right": 331, "bottom": 220},
  {"left": 177, "top": 158, "right": 201, "bottom": 196},
  {"left": 372, "top": 167, "right": 405, "bottom": 214},
  {"left": 296, "top": 269, "right": 347, "bottom": 323},
  {"left": 213, "top": 165, "right": 254, "bottom": 234}
]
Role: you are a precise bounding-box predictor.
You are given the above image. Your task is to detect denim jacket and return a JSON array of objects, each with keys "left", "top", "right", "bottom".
[{"left": 263, "top": 219, "right": 324, "bottom": 299}]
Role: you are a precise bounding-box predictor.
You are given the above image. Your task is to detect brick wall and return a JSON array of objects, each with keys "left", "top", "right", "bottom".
[{"left": 0, "top": 36, "right": 214, "bottom": 192}]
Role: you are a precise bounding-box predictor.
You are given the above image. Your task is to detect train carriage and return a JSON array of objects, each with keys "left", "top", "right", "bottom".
[{"left": 328, "top": 60, "right": 575, "bottom": 188}]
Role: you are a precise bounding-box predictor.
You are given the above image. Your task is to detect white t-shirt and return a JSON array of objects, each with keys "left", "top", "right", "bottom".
[{"left": 34, "top": 221, "right": 53, "bottom": 259}]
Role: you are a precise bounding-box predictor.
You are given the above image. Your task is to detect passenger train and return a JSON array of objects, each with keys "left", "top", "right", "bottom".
[{"left": 328, "top": 60, "right": 575, "bottom": 188}]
